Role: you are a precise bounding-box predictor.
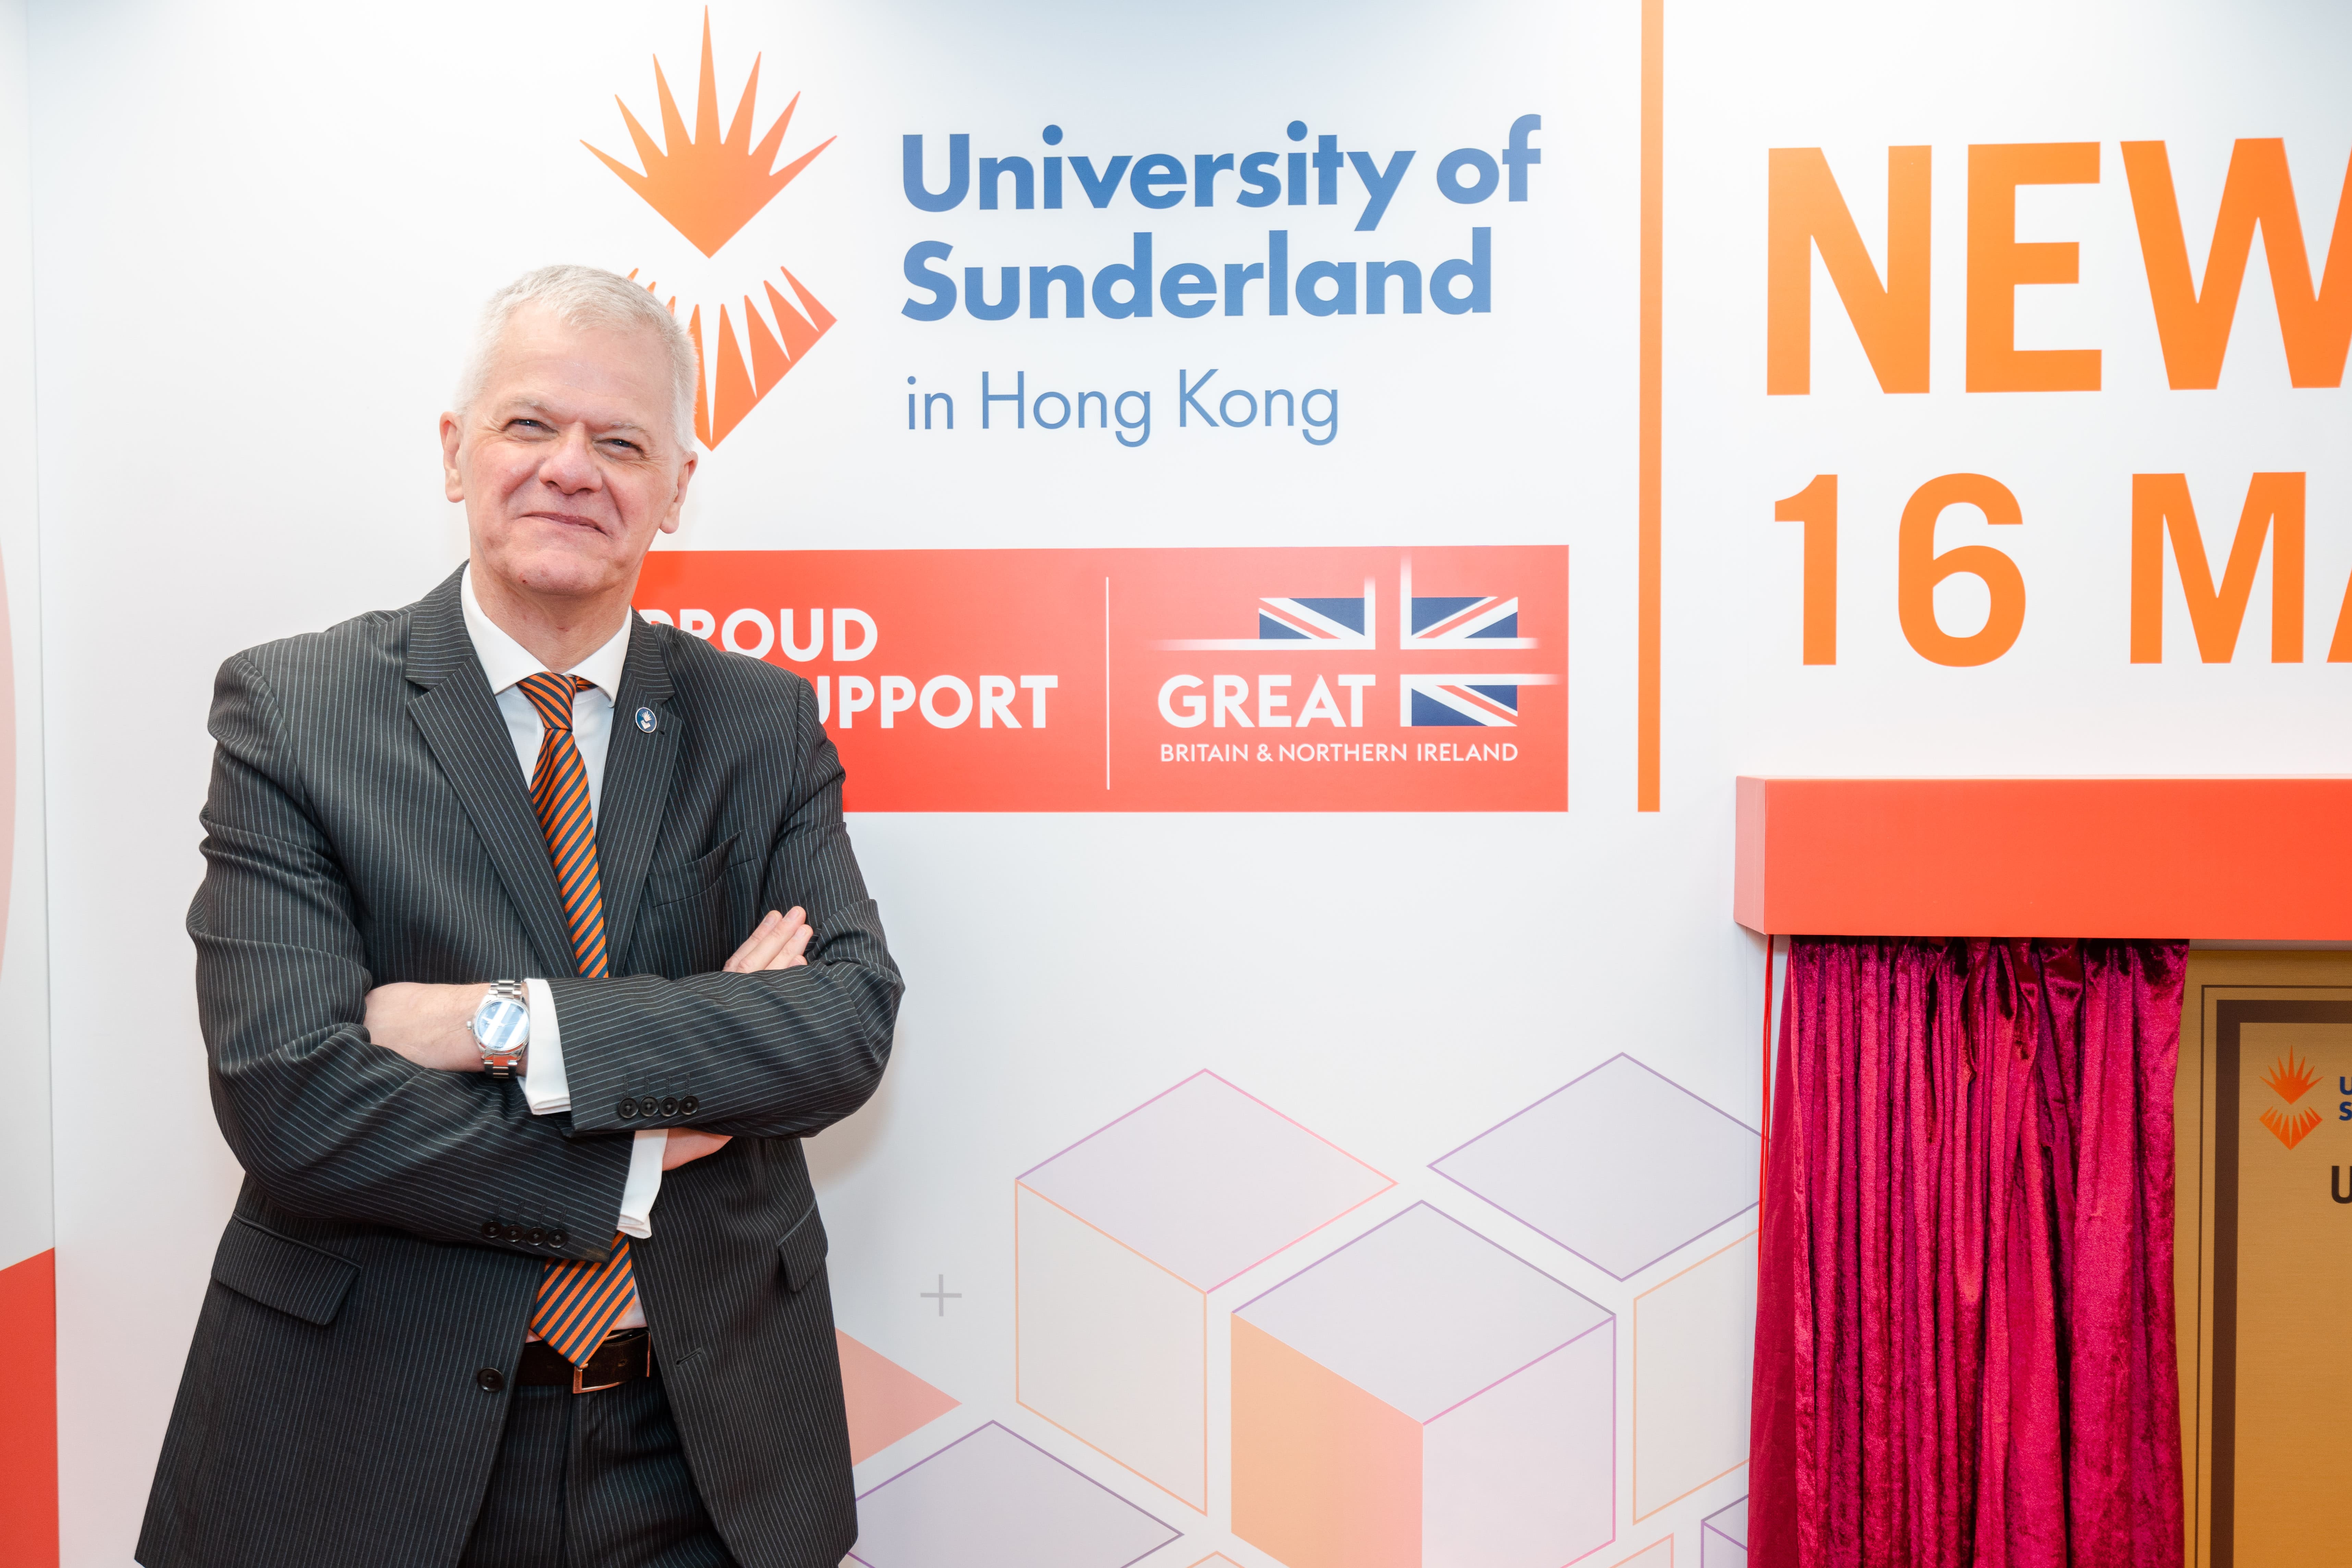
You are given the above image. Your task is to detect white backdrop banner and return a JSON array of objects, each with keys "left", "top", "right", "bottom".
[
  {"left": 21, "top": 1, "right": 2350, "bottom": 1565},
  {"left": 0, "top": 0, "right": 56, "bottom": 1555}
]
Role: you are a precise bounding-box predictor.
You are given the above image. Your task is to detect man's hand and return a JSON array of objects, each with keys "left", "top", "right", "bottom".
[
  {"left": 725, "top": 907, "right": 812, "bottom": 972},
  {"left": 363, "top": 981, "right": 490, "bottom": 1072},
  {"left": 662, "top": 1129, "right": 733, "bottom": 1170}
]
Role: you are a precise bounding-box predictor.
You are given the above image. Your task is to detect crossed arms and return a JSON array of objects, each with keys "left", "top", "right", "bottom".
[
  {"left": 363, "top": 907, "right": 815, "bottom": 1170},
  {"left": 193, "top": 650, "right": 902, "bottom": 1261}
]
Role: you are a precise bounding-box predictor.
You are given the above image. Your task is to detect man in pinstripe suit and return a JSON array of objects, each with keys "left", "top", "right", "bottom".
[{"left": 138, "top": 266, "right": 902, "bottom": 1568}]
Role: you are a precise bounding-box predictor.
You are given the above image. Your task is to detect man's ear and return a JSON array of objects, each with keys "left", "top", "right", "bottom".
[
  {"left": 660, "top": 451, "right": 699, "bottom": 534},
  {"left": 439, "top": 413, "right": 466, "bottom": 502}
]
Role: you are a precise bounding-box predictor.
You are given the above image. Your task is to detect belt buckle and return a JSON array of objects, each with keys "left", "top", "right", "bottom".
[
  {"left": 572, "top": 1360, "right": 622, "bottom": 1394},
  {"left": 570, "top": 1333, "right": 643, "bottom": 1393}
]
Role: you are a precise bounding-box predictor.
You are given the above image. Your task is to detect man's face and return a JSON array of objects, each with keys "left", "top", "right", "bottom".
[{"left": 441, "top": 305, "right": 696, "bottom": 604}]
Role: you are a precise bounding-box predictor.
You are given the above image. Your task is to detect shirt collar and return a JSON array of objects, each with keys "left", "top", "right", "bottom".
[{"left": 460, "top": 564, "right": 634, "bottom": 698}]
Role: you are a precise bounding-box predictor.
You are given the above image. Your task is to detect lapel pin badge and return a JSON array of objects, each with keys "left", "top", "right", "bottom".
[{"left": 635, "top": 706, "right": 659, "bottom": 734}]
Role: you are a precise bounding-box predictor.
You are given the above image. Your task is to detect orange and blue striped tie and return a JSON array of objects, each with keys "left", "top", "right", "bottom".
[{"left": 517, "top": 672, "right": 638, "bottom": 1364}]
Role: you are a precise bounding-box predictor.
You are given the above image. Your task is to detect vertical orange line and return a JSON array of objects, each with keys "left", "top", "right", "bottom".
[
  {"left": 1197, "top": 1287, "right": 1208, "bottom": 1514},
  {"left": 1012, "top": 1184, "right": 1022, "bottom": 1399},
  {"left": 1630, "top": 1289, "right": 1641, "bottom": 1514},
  {"left": 1637, "top": 0, "right": 1664, "bottom": 811}
]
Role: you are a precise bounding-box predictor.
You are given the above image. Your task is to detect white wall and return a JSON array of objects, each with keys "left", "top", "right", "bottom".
[
  {"left": 0, "top": 0, "right": 48, "bottom": 1282},
  {"left": 30, "top": 6, "right": 476, "bottom": 1555}
]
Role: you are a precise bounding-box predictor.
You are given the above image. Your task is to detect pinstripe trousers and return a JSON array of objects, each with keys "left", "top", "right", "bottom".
[{"left": 460, "top": 1373, "right": 738, "bottom": 1568}]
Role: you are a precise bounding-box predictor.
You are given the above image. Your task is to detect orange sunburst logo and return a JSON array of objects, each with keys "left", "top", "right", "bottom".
[
  {"left": 589, "top": 11, "right": 835, "bottom": 449},
  {"left": 2258, "top": 1105, "right": 2323, "bottom": 1150},
  {"left": 2263, "top": 1050, "right": 2320, "bottom": 1104},
  {"left": 584, "top": 11, "right": 832, "bottom": 257}
]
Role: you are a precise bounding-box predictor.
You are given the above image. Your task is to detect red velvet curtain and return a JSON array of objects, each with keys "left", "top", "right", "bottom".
[{"left": 1749, "top": 939, "right": 2186, "bottom": 1568}]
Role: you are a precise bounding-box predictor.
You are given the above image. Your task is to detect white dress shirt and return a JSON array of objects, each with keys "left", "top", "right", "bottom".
[{"left": 460, "top": 569, "right": 665, "bottom": 1321}]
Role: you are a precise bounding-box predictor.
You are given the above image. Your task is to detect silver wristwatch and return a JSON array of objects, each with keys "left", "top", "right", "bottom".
[{"left": 472, "top": 980, "right": 530, "bottom": 1079}]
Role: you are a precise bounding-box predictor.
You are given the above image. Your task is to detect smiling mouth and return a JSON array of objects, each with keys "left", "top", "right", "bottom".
[{"left": 525, "top": 512, "right": 609, "bottom": 532}]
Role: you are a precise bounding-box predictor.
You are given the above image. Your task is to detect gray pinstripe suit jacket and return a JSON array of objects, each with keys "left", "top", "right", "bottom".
[{"left": 138, "top": 567, "right": 902, "bottom": 1568}]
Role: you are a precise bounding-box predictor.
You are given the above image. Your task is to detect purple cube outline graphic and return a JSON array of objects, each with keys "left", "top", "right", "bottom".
[
  {"left": 848, "top": 1420, "right": 1183, "bottom": 1568},
  {"left": 1630, "top": 1230, "right": 1758, "bottom": 1520},
  {"left": 1231, "top": 1201, "right": 1617, "bottom": 1568},
  {"left": 1430, "top": 1053, "right": 1762, "bottom": 1280},
  {"left": 1701, "top": 1496, "right": 1749, "bottom": 1567},
  {"left": 1018, "top": 1069, "right": 1397, "bottom": 1291},
  {"left": 1015, "top": 1070, "right": 1396, "bottom": 1512}
]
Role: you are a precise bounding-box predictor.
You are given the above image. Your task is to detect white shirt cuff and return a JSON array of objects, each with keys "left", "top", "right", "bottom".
[
  {"left": 518, "top": 978, "right": 568, "bottom": 1114},
  {"left": 618, "top": 1131, "right": 668, "bottom": 1239},
  {"left": 517, "top": 978, "right": 665, "bottom": 1236}
]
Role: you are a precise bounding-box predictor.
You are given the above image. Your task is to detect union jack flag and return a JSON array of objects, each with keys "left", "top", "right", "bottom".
[
  {"left": 1399, "top": 558, "right": 1535, "bottom": 649},
  {"left": 1401, "top": 674, "right": 1557, "bottom": 727},
  {"left": 1158, "top": 579, "right": 1377, "bottom": 650}
]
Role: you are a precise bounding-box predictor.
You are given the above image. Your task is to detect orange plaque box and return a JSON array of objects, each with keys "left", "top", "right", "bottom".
[{"left": 1735, "top": 777, "right": 2352, "bottom": 939}]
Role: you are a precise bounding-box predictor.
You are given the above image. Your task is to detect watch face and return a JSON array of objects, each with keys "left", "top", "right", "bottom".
[{"left": 474, "top": 995, "right": 529, "bottom": 1052}]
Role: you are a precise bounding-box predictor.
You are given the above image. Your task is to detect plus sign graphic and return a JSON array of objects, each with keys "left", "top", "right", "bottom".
[{"left": 920, "top": 1275, "right": 961, "bottom": 1316}]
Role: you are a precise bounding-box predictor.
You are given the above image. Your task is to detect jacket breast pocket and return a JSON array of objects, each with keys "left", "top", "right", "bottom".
[
  {"left": 637, "top": 834, "right": 745, "bottom": 976},
  {"left": 212, "top": 1217, "right": 359, "bottom": 1326},
  {"left": 777, "top": 1202, "right": 828, "bottom": 1293}
]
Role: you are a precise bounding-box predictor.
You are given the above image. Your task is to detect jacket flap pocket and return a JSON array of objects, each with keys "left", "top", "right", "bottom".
[
  {"left": 776, "top": 1203, "right": 829, "bottom": 1293},
  {"left": 212, "top": 1217, "right": 359, "bottom": 1327},
  {"left": 647, "top": 834, "right": 741, "bottom": 907}
]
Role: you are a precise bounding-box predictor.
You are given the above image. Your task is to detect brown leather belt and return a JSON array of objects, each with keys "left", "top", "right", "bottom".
[{"left": 517, "top": 1328, "right": 653, "bottom": 1392}]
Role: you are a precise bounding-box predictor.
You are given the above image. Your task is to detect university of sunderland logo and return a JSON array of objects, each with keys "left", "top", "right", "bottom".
[
  {"left": 2258, "top": 1049, "right": 2321, "bottom": 1150},
  {"left": 585, "top": 10, "right": 836, "bottom": 448}
]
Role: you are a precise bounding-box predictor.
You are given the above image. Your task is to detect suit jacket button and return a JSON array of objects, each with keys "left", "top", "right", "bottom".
[
  {"left": 618, "top": 1098, "right": 639, "bottom": 1119},
  {"left": 677, "top": 1095, "right": 699, "bottom": 1116},
  {"left": 481, "top": 1221, "right": 502, "bottom": 1241},
  {"left": 548, "top": 1229, "right": 568, "bottom": 1248},
  {"left": 526, "top": 1229, "right": 545, "bottom": 1245},
  {"left": 476, "top": 1367, "right": 506, "bottom": 1393},
  {"left": 660, "top": 1097, "right": 679, "bottom": 1116},
  {"left": 502, "top": 1224, "right": 523, "bottom": 1242}
]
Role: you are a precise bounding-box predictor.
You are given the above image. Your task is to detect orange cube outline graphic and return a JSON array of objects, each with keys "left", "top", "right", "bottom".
[
  {"left": 1013, "top": 1070, "right": 1396, "bottom": 1513},
  {"left": 1230, "top": 1201, "right": 1618, "bottom": 1568},
  {"left": 1629, "top": 1231, "right": 1757, "bottom": 1522}
]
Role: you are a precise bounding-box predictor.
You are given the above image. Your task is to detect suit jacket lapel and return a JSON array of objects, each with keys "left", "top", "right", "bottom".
[
  {"left": 403, "top": 568, "right": 578, "bottom": 979},
  {"left": 595, "top": 614, "right": 681, "bottom": 970}
]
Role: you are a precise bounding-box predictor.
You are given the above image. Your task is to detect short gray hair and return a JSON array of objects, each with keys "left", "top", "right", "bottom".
[{"left": 453, "top": 264, "right": 699, "bottom": 450}]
